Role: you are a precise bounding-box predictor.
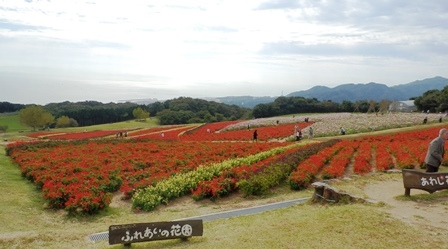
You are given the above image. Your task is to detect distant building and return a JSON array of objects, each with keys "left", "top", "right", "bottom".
[{"left": 388, "top": 100, "right": 417, "bottom": 112}]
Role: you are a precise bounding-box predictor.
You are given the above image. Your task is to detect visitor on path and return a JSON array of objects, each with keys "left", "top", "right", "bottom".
[
  {"left": 309, "top": 127, "right": 313, "bottom": 138},
  {"left": 253, "top": 130, "right": 258, "bottom": 142},
  {"left": 423, "top": 116, "right": 428, "bottom": 124},
  {"left": 296, "top": 130, "right": 302, "bottom": 141},
  {"left": 340, "top": 127, "right": 346, "bottom": 135},
  {"left": 424, "top": 128, "right": 448, "bottom": 172}
]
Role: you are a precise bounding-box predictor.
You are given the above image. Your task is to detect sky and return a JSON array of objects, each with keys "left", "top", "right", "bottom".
[{"left": 0, "top": 0, "right": 447, "bottom": 105}]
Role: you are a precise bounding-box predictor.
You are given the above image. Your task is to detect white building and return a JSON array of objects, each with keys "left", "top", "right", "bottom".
[{"left": 388, "top": 100, "right": 417, "bottom": 112}]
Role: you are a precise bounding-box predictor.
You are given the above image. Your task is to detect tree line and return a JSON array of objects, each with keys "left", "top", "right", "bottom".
[
  {"left": 44, "top": 101, "right": 138, "bottom": 127},
  {"left": 414, "top": 87, "right": 448, "bottom": 113},
  {"left": 1, "top": 86, "right": 447, "bottom": 131},
  {"left": 0, "top": 102, "right": 25, "bottom": 113},
  {"left": 148, "top": 97, "right": 252, "bottom": 125}
]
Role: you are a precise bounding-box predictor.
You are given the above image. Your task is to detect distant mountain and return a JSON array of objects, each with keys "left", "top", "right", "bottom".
[
  {"left": 123, "top": 76, "right": 447, "bottom": 109},
  {"left": 286, "top": 82, "right": 404, "bottom": 103},
  {"left": 286, "top": 76, "right": 448, "bottom": 103},
  {"left": 205, "top": 96, "right": 277, "bottom": 108},
  {"left": 391, "top": 76, "right": 448, "bottom": 98},
  {"left": 203, "top": 76, "right": 447, "bottom": 108}
]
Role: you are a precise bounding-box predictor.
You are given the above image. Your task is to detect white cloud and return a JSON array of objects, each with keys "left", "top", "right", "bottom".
[{"left": 0, "top": 0, "right": 447, "bottom": 104}]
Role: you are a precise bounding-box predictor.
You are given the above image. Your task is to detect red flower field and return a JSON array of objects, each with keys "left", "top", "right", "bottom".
[{"left": 7, "top": 121, "right": 448, "bottom": 215}]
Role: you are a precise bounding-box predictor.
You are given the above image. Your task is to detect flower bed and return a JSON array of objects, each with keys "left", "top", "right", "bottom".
[
  {"left": 6, "top": 115, "right": 448, "bottom": 216},
  {"left": 40, "top": 130, "right": 121, "bottom": 140},
  {"left": 191, "top": 140, "right": 339, "bottom": 201},
  {"left": 289, "top": 126, "right": 447, "bottom": 190},
  {"left": 7, "top": 139, "right": 289, "bottom": 214},
  {"left": 126, "top": 125, "right": 191, "bottom": 138},
  {"left": 181, "top": 122, "right": 313, "bottom": 141}
]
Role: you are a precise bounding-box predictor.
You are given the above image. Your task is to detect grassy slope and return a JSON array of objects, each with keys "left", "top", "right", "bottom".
[
  {"left": 1, "top": 121, "right": 448, "bottom": 248},
  {"left": 0, "top": 113, "right": 28, "bottom": 132},
  {"left": 0, "top": 114, "right": 161, "bottom": 142},
  {"left": 50, "top": 117, "right": 161, "bottom": 133}
]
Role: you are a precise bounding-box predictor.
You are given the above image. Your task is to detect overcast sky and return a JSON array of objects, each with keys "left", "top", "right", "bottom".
[{"left": 1, "top": 0, "right": 447, "bottom": 105}]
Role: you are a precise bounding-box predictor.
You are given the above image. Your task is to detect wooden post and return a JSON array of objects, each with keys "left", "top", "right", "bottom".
[{"left": 404, "top": 188, "right": 410, "bottom": 197}]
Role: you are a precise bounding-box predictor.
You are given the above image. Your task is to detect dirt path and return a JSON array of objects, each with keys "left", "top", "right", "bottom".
[{"left": 364, "top": 180, "right": 448, "bottom": 234}]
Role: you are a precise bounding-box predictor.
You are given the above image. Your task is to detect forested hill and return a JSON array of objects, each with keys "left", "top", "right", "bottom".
[
  {"left": 40, "top": 98, "right": 252, "bottom": 126},
  {"left": 147, "top": 97, "right": 252, "bottom": 125},
  {"left": 0, "top": 98, "right": 252, "bottom": 127},
  {"left": 43, "top": 101, "right": 139, "bottom": 126}
]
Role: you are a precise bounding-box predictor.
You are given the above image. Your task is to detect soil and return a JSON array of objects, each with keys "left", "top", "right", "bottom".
[{"left": 364, "top": 180, "right": 448, "bottom": 234}]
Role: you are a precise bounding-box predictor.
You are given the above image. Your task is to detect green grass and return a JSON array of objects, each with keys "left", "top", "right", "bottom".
[
  {"left": 0, "top": 147, "right": 48, "bottom": 230},
  {"left": 0, "top": 114, "right": 163, "bottom": 141},
  {"left": 396, "top": 188, "right": 448, "bottom": 202},
  {"left": 50, "top": 118, "right": 162, "bottom": 133},
  {"left": 0, "top": 113, "right": 28, "bottom": 132}
]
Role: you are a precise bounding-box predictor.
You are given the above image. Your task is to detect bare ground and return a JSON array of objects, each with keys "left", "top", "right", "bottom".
[{"left": 364, "top": 180, "right": 448, "bottom": 235}]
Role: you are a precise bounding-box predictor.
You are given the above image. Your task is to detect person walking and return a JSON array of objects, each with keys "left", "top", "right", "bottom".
[
  {"left": 340, "top": 127, "right": 346, "bottom": 135},
  {"left": 253, "top": 130, "right": 258, "bottom": 142},
  {"left": 309, "top": 127, "right": 313, "bottom": 138},
  {"left": 296, "top": 130, "right": 302, "bottom": 141},
  {"left": 424, "top": 128, "right": 448, "bottom": 172}
]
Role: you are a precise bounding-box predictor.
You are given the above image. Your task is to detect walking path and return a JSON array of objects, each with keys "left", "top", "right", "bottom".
[
  {"left": 88, "top": 197, "right": 310, "bottom": 242},
  {"left": 175, "top": 197, "right": 309, "bottom": 222}
]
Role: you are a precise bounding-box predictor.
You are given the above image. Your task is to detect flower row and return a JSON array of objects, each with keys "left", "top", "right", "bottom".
[
  {"left": 7, "top": 139, "right": 290, "bottom": 214},
  {"left": 288, "top": 127, "right": 447, "bottom": 189}
]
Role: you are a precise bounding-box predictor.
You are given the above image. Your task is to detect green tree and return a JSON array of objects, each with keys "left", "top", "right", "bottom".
[
  {"left": 414, "top": 90, "right": 441, "bottom": 112},
  {"left": 19, "top": 105, "right": 54, "bottom": 131},
  {"left": 203, "top": 113, "right": 215, "bottom": 123},
  {"left": 55, "top": 116, "right": 71, "bottom": 128},
  {"left": 340, "top": 100, "right": 354, "bottom": 112},
  {"left": 69, "top": 118, "right": 79, "bottom": 127},
  {"left": 157, "top": 110, "right": 195, "bottom": 125},
  {"left": 252, "top": 103, "right": 272, "bottom": 118},
  {"left": 438, "top": 85, "right": 448, "bottom": 112},
  {"left": 353, "top": 100, "right": 370, "bottom": 113},
  {"left": 132, "top": 107, "right": 150, "bottom": 121}
]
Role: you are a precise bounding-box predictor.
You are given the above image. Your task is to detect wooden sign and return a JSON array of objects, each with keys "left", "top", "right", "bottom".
[
  {"left": 109, "top": 220, "right": 203, "bottom": 245},
  {"left": 402, "top": 169, "right": 448, "bottom": 196}
]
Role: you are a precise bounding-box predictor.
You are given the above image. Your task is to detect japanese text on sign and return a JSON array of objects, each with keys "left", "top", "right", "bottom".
[
  {"left": 420, "top": 175, "right": 448, "bottom": 187},
  {"left": 121, "top": 223, "right": 194, "bottom": 242},
  {"left": 109, "top": 220, "right": 203, "bottom": 245}
]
